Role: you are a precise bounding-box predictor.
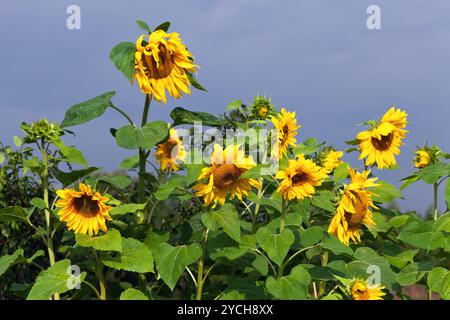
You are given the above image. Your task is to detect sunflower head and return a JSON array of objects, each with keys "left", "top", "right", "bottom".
[
  {"left": 414, "top": 145, "right": 441, "bottom": 169},
  {"left": 271, "top": 108, "right": 301, "bottom": 158},
  {"left": 194, "top": 144, "right": 261, "bottom": 207},
  {"left": 134, "top": 29, "right": 198, "bottom": 103},
  {"left": 328, "top": 168, "right": 378, "bottom": 245},
  {"left": 318, "top": 148, "right": 344, "bottom": 175},
  {"left": 155, "top": 128, "right": 186, "bottom": 172},
  {"left": 55, "top": 183, "right": 112, "bottom": 236},
  {"left": 275, "top": 154, "right": 324, "bottom": 200},
  {"left": 357, "top": 107, "right": 408, "bottom": 169},
  {"left": 351, "top": 278, "right": 386, "bottom": 300},
  {"left": 21, "top": 118, "right": 64, "bottom": 144},
  {"left": 250, "top": 95, "right": 274, "bottom": 120}
]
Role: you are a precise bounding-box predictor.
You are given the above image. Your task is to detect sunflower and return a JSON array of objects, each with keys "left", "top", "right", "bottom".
[
  {"left": 250, "top": 95, "right": 274, "bottom": 120},
  {"left": 328, "top": 169, "right": 378, "bottom": 245},
  {"left": 155, "top": 128, "right": 186, "bottom": 172},
  {"left": 351, "top": 278, "right": 386, "bottom": 300},
  {"left": 271, "top": 108, "right": 301, "bottom": 158},
  {"left": 275, "top": 154, "right": 324, "bottom": 200},
  {"left": 194, "top": 144, "right": 261, "bottom": 207},
  {"left": 415, "top": 150, "right": 431, "bottom": 169},
  {"left": 320, "top": 149, "right": 344, "bottom": 175},
  {"left": 55, "top": 183, "right": 112, "bottom": 236},
  {"left": 357, "top": 107, "right": 408, "bottom": 169},
  {"left": 134, "top": 30, "right": 198, "bottom": 103}
]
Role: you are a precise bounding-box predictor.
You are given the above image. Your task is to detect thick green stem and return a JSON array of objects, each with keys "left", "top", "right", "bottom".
[
  {"left": 279, "top": 198, "right": 286, "bottom": 233},
  {"left": 433, "top": 183, "right": 439, "bottom": 221},
  {"left": 138, "top": 95, "right": 152, "bottom": 204},
  {"left": 41, "top": 142, "right": 59, "bottom": 300},
  {"left": 196, "top": 229, "right": 209, "bottom": 300},
  {"left": 252, "top": 179, "right": 264, "bottom": 233},
  {"left": 94, "top": 250, "right": 106, "bottom": 300}
]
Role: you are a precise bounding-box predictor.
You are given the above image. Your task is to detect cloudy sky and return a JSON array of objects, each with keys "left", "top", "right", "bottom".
[{"left": 1, "top": 0, "right": 449, "bottom": 213}]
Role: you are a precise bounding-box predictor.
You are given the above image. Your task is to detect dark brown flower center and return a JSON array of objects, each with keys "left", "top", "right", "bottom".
[
  {"left": 213, "top": 164, "right": 242, "bottom": 189},
  {"left": 344, "top": 191, "right": 368, "bottom": 228},
  {"left": 371, "top": 133, "right": 394, "bottom": 151},
  {"left": 73, "top": 195, "right": 99, "bottom": 217},
  {"left": 164, "top": 140, "right": 179, "bottom": 158},
  {"left": 142, "top": 44, "right": 174, "bottom": 79},
  {"left": 291, "top": 172, "right": 308, "bottom": 186}
]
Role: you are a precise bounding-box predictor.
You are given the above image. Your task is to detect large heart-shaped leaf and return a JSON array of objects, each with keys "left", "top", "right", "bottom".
[
  {"left": 102, "top": 238, "right": 154, "bottom": 273},
  {"left": 170, "top": 107, "right": 222, "bottom": 127},
  {"left": 109, "top": 42, "right": 135, "bottom": 81},
  {"left": 266, "top": 265, "right": 311, "bottom": 299},
  {"left": 115, "top": 121, "right": 168, "bottom": 150},
  {"left": 256, "top": 227, "right": 294, "bottom": 266},
  {"left": 201, "top": 204, "right": 241, "bottom": 243},
  {"left": 76, "top": 229, "right": 122, "bottom": 252}
]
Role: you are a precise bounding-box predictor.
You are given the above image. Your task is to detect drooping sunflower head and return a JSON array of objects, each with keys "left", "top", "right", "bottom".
[
  {"left": 275, "top": 154, "right": 324, "bottom": 200},
  {"left": 328, "top": 168, "right": 378, "bottom": 245},
  {"left": 55, "top": 183, "right": 112, "bottom": 236},
  {"left": 194, "top": 144, "right": 261, "bottom": 207},
  {"left": 350, "top": 278, "right": 386, "bottom": 300},
  {"left": 250, "top": 95, "right": 274, "bottom": 120},
  {"left": 134, "top": 30, "right": 198, "bottom": 103},
  {"left": 356, "top": 108, "right": 408, "bottom": 169},
  {"left": 414, "top": 145, "right": 441, "bottom": 169},
  {"left": 318, "top": 148, "right": 344, "bottom": 175},
  {"left": 271, "top": 108, "right": 301, "bottom": 158},
  {"left": 155, "top": 128, "right": 186, "bottom": 172}
]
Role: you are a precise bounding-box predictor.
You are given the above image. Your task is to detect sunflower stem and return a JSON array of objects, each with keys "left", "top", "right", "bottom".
[
  {"left": 433, "top": 182, "right": 439, "bottom": 221},
  {"left": 196, "top": 228, "right": 209, "bottom": 300},
  {"left": 279, "top": 198, "right": 286, "bottom": 233},
  {"left": 40, "top": 140, "right": 59, "bottom": 300},
  {"left": 138, "top": 94, "right": 152, "bottom": 204},
  {"left": 93, "top": 250, "right": 106, "bottom": 300}
]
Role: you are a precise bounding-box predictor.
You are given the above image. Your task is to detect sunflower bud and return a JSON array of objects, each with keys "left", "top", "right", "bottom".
[
  {"left": 250, "top": 95, "right": 274, "bottom": 120},
  {"left": 414, "top": 145, "right": 441, "bottom": 169},
  {"left": 21, "top": 118, "right": 64, "bottom": 144}
]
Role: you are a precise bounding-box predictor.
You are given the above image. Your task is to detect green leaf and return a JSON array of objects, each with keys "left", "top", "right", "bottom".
[
  {"left": 293, "top": 138, "right": 323, "bottom": 156},
  {"left": 445, "top": 179, "right": 450, "bottom": 209},
  {"left": 115, "top": 121, "right": 168, "bottom": 150},
  {"left": 218, "top": 291, "right": 246, "bottom": 300},
  {"left": 97, "top": 175, "right": 132, "bottom": 189},
  {"left": 226, "top": 99, "right": 242, "bottom": 111},
  {"left": 120, "top": 288, "right": 148, "bottom": 300},
  {"left": 27, "top": 260, "right": 86, "bottom": 300},
  {"left": 54, "top": 167, "right": 99, "bottom": 187},
  {"left": 136, "top": 20, "right": 151, "bottom": 33},
  {"left": 266, "top": 265, "right": 311, "bottom": 299},
  {"left": 298, "top": 226, "right": 323, "bottom": 248},
  {"left": 185, "top": 163, "right": 203, "bottom": 185},
  {"left": 170, "top": 107, "right": 222, "bottom": 127},
  {"left": 109, "top": 42, "right": 135, "bottom": 81},
  {"left": 240, "top": 164, "right": 274, "bottom": 179},
  {"left": 76, "top": 229, "right": 122, "bottom": 252},
  {"left": 154, "top": 175, "right": 186, "bottom": 200},
  {"left": 110, "top": 203, "right": 146, "bottom": 217},
  {"left": 0, "top": 249, "right": 24, "bottom": 277},
  {"left": 428, "top": 267, "right": 448, "bottom": 293},
  {"left": 416, "top": 163, "right": 450, "bottom": 184},
  {"left": 61, "top": 91, "right": 115, "bottom": 128},
  {"left": 201, "top": 204, "right": 241, "bottom": 242},
  {"left": 120, "top": 155, "right": 140, "bottom": 170},
  {"left": 0, "top": 206, "right": 31, "bottom": 224},
  {"left": 321, "top": 234, "right": 354, "bottom": 256},
  {"left": 397, "top": 216, "right": 445, "bottom": 250},
  {"left": 30, "top": 197, "right": 47, "bottom": 209},
  {"left": 102, "top": 238, "right": 154, "bottom": 273},
  {"left": 396, "top": 263, "right": 424, "bottom": 286},
  {"left": 372, "top": 181, "right": 403, "bottom": 203},
  {"left": 333, "top": 163, "right": 349, "bottom": 182},
  {"left": 385, "top": 249, "right": 419, "bottom": 269},
  {"left": 256, "top": 227, "right": 294, "bottom": 266},
  {"left": 400, "top": 174, "right": 420, "bottom": 190},
  {"left": 153, "top": 243, "right": 202, "bottom": 290},
  {"left": 13, "top": 135, "right": 22, "bottom": 147},
  {"left": 60, "top": 146, "right": 89, "bottom": 167},
  {"left": 154, "top": 21, "right": 170, "bottom": 32},
  {"left": 187, "top": 72, "right": 207, "bottom": 92},
  {"left": 311, "top": 191, "right": 335, "bottom": 212}
]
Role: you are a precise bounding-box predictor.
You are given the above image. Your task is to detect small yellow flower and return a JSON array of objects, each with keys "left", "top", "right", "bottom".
[
  {"left": 328, "top": 169, "right": 378, "bottom": 245},
  {"left": 275, "top": 154, "right": 324, "bottom": 200},
  {"left": 155, "top": 128, "right": 186, "bottom": 172},
  {"left": 194, "top": 144, "right": 261, "bottom": 208},
  {"left": 351, "top": 278, "right": 386, "bottom": 300},
  {"left": 320, "top": 150, "right": 344, "bottom": 175},
  {"left": 415, "top": 150, "right": 431, "bottom": 169},
  {"left": 271, "top": 108, "right": 301, "bottom": 158},
  {"left": 357, "top": 107, "right": 408, "bottom": 169},
  {"left": 55, "top": 183, "right": 112, "bottom": 236},
  {"left": 134, "top": 30, "right": 198, "bottom": 103}
]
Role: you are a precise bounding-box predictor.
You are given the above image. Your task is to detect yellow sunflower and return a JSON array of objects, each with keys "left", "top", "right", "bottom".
[
  {"left": 357, "top": 107, "right": 408, "bottom": 169},
  {"left": 134, "top": 30, "right": 198, "bottom": 103},
  {"left": 194, "top": 144, "right": 261, "bottom": 207},
  {"left": 155, "top": 128, "right": 186, "bottom": 172},
  {"left": 275, "top": 154, "right": 324, "bottom": 200},
  {"left": 55, "top": 183, "right": 112, "bottom": 236},
  {"left": 328, "top": 169, "right": 378, "bottom": 245},
  {"left": 271, "top": 108, "right": 301, "bottom": 158},
  {"left": 415, "top": 150, "right": 430, "bottom": 169},
  {"left": 320, "top": 150, "right": 344, "bottom": 175},
  {"left": 351, "top": 278, "right": 386, "bottom": 300}
]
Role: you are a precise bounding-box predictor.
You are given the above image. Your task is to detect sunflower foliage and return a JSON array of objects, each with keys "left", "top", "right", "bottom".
[{"left": 0, "top": 20, "right": 449, "bottom": 301}]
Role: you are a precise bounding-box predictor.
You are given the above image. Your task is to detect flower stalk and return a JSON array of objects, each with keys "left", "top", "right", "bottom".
[{"left": 138, "top": 94, "right": 152, "bottom": 204}]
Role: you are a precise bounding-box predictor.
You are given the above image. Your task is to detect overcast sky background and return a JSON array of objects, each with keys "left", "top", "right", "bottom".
[{"left": 1, "top": 0, "right": 449, "bottom": 214}]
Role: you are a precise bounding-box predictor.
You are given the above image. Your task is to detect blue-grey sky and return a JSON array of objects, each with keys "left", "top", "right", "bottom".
[{"left": 1, "top": 0, "right": 449, "bottom": 214}]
